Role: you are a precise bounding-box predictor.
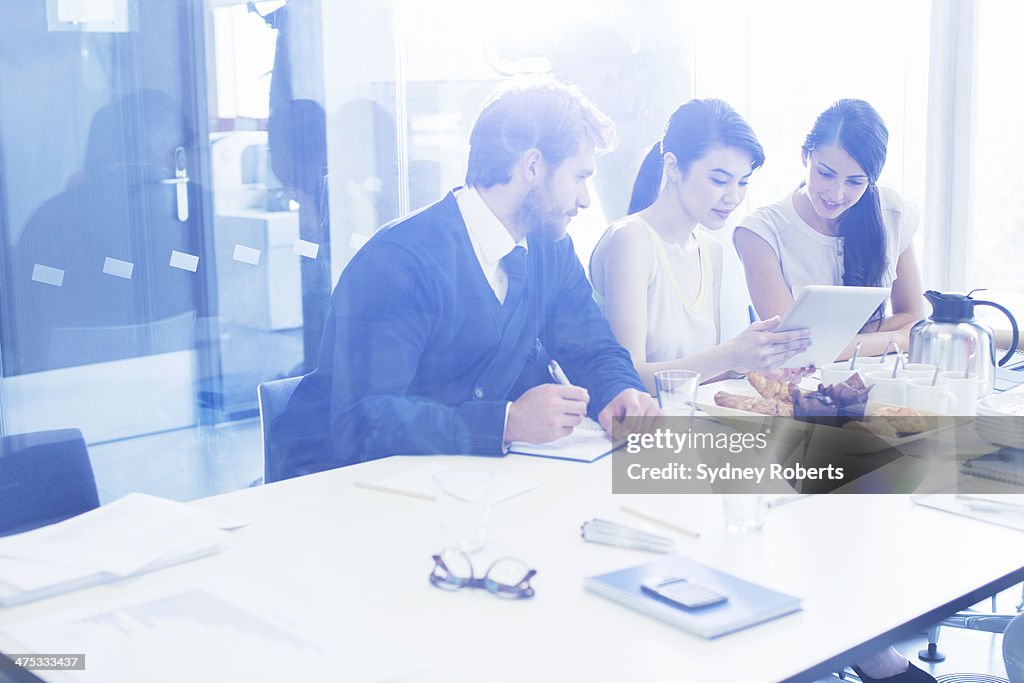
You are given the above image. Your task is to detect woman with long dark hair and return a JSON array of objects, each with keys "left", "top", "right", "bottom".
[
  {"left": 734, "top": 99, "right": 925, "bottom": 359},
  {"left": 598, "top": 98, "right": 934, "bottom": 683},
  {"left": 589, "top": 99, "right": 811, "bottom": 390}
]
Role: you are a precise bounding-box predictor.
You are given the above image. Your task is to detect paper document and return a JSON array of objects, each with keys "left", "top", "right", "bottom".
[
  {"left": 0, "top": 578, "right": 425, "bottom": 683},
  {"left": 356, "top": 463, "right": 539, "bottom": 504},
  {"left": 0, "top": 493, "right": 234, "bottom": 576},
  {"left": 0, "top": 494, "right": 244, "bottom": 606}
]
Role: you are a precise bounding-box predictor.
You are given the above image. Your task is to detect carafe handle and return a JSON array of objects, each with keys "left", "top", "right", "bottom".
[{"left": 973, "top": 300, "right": 1020, "bottom": 366}]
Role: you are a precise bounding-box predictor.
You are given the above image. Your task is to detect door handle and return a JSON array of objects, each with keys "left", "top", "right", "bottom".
[{"left": 159, "top": 146, "right": 190, "bottom": 222}]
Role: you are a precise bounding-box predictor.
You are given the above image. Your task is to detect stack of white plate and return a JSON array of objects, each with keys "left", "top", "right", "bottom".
[{"left": 975, "top": 388, "right": 1024, "bottom": 448}]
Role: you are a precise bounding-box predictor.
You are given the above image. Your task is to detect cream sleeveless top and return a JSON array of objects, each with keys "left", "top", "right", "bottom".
[{"left": 594, "top": 216, "right": 718, "bottom": 363}]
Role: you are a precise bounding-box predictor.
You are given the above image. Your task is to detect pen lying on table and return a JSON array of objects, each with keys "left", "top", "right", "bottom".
[
  {"left": 581, "top": 519, "right": 675, "bottom": 553},
  {"left": 767, "top": 494, "right": 811, "bottom": 508},
  {"left": 957, "top": 495, "right": 1024, "bottom": 515}
]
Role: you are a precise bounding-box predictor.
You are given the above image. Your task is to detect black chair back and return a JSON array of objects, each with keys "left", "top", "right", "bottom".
[{"left": 0, "top": 428, "right": 100, "bottom": 536}]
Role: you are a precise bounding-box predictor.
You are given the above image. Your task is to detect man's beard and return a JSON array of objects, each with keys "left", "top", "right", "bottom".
[{"left": 516, "top": 182, "right": 567, "bottom": 241}]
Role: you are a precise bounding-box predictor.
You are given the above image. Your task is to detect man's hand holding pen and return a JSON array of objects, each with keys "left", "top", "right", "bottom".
[{"left": 504, "top": 383, "right": 589, "bottom": 444}]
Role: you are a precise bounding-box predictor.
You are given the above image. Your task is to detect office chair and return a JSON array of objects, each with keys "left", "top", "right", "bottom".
[
  {"left": 920, "top": 582, "right": 1024, "bottom": 664},
  {"left": 926, "top": 611, "right": 1024, "bottom": 683},
  {"left": 1005, "top": 610, "right": 1024, "bottom": 683},
  {"left": 0, "top": 428, "right": 100, "bottom": 537},
  {"left": 256, "top": 375, "right": 303, "bottom": 485}
]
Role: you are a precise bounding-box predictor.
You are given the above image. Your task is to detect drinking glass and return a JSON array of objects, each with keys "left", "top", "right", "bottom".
[
  {"left": 654, "top": 370, "right": 700, "bottom": 416},
  {"left": 722, "top": 495, "right": 767, "bottom": 533},
  {"left": 433, "top": 468, "right": 492, "bottom": 553}
]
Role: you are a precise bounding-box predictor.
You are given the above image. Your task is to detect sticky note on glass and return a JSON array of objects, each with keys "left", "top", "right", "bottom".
[
  {"left": 31, "top": 264, "right": 65, "bottom": 287},
  {"left": 169, "top": 250, "right": 199, "bottom": 272},
  {"left": 232, "top": 244, "right": 261, "bottom": 266},
  {"left": 58, "top": 0, "right": 116, "bottom": 23},
  {"left": 102, "top": 257, "right": 134, "bottom": 279},
  {"left": 293, "top": 239, "right": 319, "bottom": 259}
]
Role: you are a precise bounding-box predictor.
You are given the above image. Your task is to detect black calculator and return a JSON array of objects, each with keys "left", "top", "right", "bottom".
[{"left": 641, "top": 576, "right": 728, "bottom": 609}]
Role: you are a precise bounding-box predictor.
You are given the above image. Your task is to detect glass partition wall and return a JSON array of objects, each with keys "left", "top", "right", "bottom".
[
  {"left": 0, "top": 0, "right": 694, "bottom": 501},
  {"left": 0, "top": 0, "right": 1015, "bottom": 501},
  {"left": 0, "top": 1, "right": 235, "bottom": 500}
]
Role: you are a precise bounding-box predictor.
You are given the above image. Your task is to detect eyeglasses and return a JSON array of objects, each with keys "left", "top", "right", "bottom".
[{"left": 429, "top": 549, "right": 536, "bottom": 599}]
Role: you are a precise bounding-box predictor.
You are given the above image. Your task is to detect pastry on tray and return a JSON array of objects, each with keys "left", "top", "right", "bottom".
[
  {"left": 869, "top": 405, "right": 929, "bottom": 434},
  {"left": 746, "top": 367, "right": 816, "bottom": 404},
  {"left": 711, "top": 371, "right": 929, "bottom": 437},
  {"left": 790, "top": 373, "right": 871, "bottom": 425},
  {"left": 713, "top": 391, "right": 794, "bottom": 416},
  {"left": 842, "top": 418, "right": 901, "bottom": 438}
]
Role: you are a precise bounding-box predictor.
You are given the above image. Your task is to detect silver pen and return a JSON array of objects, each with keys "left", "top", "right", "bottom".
[
  {"left": 548, "top": 359, "right": 571, "bottom": 385},
  {"left": 957, "top": 495, "right": 1024, "bottom": 515},
  {"left": 585, "top": 519, "right": 674, "bottom": 544},
  {"left": 766, "top": 494, "right": 811, "bottom": 508},
  {"left": 581, "top": 519, "right": 675, "bottom": 552}
]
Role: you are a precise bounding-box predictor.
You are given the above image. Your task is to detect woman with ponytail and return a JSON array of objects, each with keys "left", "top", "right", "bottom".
[
  {"left": 735, "top": 99, "right": 925, "bottom": 359},
  {"left": 589, "top": 99, "right": 812, "bottom": 391}
]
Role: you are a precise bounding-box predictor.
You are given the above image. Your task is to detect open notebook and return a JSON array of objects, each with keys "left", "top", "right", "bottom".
[{"left": 507, "top": 418, "right": 619, "bottom": 462}]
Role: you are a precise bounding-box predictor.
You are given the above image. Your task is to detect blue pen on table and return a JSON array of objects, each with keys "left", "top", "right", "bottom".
[
  {"left": 548, "top": 359, "right": 571, "bottom": 385},
  {"left": 581, "top": 519, "right": 675, "bottom": 553}
]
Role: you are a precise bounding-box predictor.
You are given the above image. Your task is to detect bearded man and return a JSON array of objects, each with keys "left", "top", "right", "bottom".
[{"left": 271, "top": 78, "right": 658, "bottom": 480}]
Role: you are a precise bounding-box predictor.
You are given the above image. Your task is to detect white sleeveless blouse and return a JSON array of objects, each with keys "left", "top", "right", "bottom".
[{"left": 594, "top": 216, "right": 718, "bottom": 363}]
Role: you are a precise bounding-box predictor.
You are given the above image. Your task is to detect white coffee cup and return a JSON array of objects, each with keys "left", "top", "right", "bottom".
[
  {"left": 905, "top": 378, "right": 956, "bottom": 415},
  {"left": 864, "top": 370, "right": 907, "bottom": 407},
  {"left": 937, "top": 371, "right": 980, "bottom": 416},
  {"left": 865, "top": 353, "right": 903, "bottom": 376},
  {"left": 901, "top": 363, "right": 939, "bottom": 381},
  {"left": 820, "top": 361, "right": 859, "bottom": 387}
]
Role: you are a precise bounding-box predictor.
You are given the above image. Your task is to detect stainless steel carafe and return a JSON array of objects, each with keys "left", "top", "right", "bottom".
[{"left": 908, "top": 290, "right": 1019, "bottom": 396}]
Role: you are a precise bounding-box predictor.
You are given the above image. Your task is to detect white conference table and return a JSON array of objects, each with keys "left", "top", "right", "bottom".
[{"left": 2, "top": 447, "right": 1023, "bottom": 683}]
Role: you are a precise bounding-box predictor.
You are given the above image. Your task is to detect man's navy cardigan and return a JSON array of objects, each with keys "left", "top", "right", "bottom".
[{"left": 270, "top": 191, "right": 645, "bottom": 480}]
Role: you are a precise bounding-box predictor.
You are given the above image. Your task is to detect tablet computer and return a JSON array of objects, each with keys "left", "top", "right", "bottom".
[{"left": 775, "top": 285, "right": 890, "bottom": 368}]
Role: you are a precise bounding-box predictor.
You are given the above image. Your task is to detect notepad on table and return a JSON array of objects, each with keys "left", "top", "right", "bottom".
[
  {"left": 959, "top": 449, "right": 1024, "bottom": 486},
  {"left": 508, "top": 418, "right": 619, "bottom": 462},
  {"left": 355, "top": 463, "right": 539, "bottom": 504},
  {"left": 584, "top": 554, "right": 802, "bottom": 639}
]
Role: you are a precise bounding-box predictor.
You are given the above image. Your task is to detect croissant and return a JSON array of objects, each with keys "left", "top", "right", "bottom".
[
  {"left": 714, "top": 391, "right": 794, "bottom": 416},
  {"left": 746, "top": 367, "right": 816, "bottom": 404}
]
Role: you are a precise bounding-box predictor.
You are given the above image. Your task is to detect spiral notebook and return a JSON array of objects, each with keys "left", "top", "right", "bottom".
[
  {"left": 584, "top": 555, "right": 802, "bottom": 639},
  {"left": 959, "top": 449, "right": 1024, "bottom": 487}
]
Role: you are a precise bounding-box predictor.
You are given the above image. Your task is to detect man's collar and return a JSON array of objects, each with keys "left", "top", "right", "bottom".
[{"left": 456, "top": 186, "right": 527, "bottom": 263}]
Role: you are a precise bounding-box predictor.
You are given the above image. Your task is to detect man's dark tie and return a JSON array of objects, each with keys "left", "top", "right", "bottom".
[{"left": 501, "top": 246, "right": 527, "bottom": 311}]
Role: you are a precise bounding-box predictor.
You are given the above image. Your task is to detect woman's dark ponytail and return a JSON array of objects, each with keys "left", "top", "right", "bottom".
[
  {"left": 840, "top": 184, "right": 888, "bottom": 326},
  {"left": 839, "top": 184, "right": 887, "bottom": 290},
  {"left": 627, "top": 142, "right": 665, "bottom": 215}
]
